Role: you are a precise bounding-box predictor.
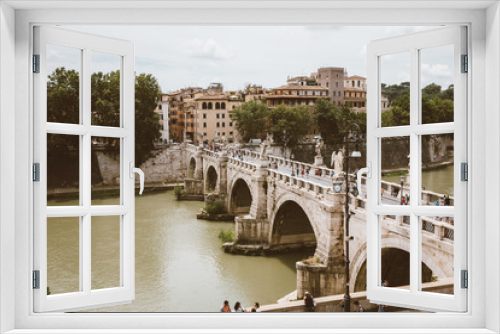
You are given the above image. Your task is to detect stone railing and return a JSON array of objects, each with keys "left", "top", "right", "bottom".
[
  {"left": 267, "top": 154, "right": 338, "bottom": 178},
  {"left": 268, "top": 168, "right": 333, "bottom": 201},
  {"left": 261, "top": 278, "right": 454, "bottom": 312},
  {"left": 227, "top": 156, "right": 257, "bottom": 172},
  {"left": 377, "top": 177, "right": 454, "bottom": 206},
  {"left": 348, "top": 193, "right": 454, "bottom": 242},
  {"left": 185, "top": 143, "right": 197, "bottom": 153}
]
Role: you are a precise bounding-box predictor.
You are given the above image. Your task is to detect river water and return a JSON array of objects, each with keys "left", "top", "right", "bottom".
[
  {"left": 382, "top": 164, "right": 454, "bottom": 196},
  {"left": 48, "top": 190, "right": 312, "bottom": 312},
  {"left": 48, "top": 166, "right": 453, "bottom": 312}
]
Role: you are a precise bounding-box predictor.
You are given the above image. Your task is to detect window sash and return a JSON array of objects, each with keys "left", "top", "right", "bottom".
[
  {"left": 366, "top": 26, "right": 467, "bottom": 312},
  {"left": 33, "top": 26, "right": 135, "bottom": 313}
]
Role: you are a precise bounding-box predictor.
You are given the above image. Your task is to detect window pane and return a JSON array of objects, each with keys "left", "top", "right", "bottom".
[
  {"left": 420, "top": 216, "right": 454, "bottom": 295},
  {"left": 47, "top": 217, "right": 80, "bottom": 295},
  {"left": 420, "top": 44, "right": 454, "bottom": 124},
  {"left": 380, "top": 215, "right": 410, "bottom": 290},
  {"left": 380, "top": 51, "right": 410, "bottom": 127},
  {"left": 421, "top": 134, "right": 454, "bottom": 206},
  {"left": 47, "top": 134, "right": 80, "bottom": 206},
  {"left": 46, "top": 44, "right": 81, "bottom": 124},
  {"left": 381, "top": 136, "right": 410, "bottom": 205},
  {"left": 91, "top": 52, "right": 121, "bottom": 127},
  {"left": 91, "top": 137, "right": 121, "bottom": 205},
  {"left": 92, "top": 216, "right": 121, "bottom": 290}
]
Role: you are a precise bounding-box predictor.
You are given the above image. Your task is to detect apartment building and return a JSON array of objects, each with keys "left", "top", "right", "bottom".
[
  {"left": 167, "top": 87, "right": 203, "bottom": 143},
  {"left": 194, "top": 93, "right": 242, "bottom": 144},
  {"left": 153, "top": 93, "right": 169, "bottom": 143},
  {"left": 314, "top": 67, "right": 345, "bottom": 106}
]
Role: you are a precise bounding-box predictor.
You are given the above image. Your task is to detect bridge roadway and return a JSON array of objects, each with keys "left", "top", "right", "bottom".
[{"left": 229, "top": 149, "right": 401, "bottom": 205}]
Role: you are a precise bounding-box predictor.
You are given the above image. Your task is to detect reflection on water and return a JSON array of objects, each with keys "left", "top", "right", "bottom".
[{"left": 47, "top": 190, "right": 311, "bottom": 312}]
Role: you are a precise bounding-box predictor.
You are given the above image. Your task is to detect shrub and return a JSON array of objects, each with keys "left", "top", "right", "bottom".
[
  {"left": 173, "top": 186, "right": 184, "bottom": 200},
  {"left": 205, "top": 200, "right": 225, "bottom": 214},
  {"left": 218, "top": 229, "right": 235, "bottom": 243}
]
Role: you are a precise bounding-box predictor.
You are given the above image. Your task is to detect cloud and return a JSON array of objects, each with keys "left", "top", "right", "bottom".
[
  {"left": 421, "top": 63, "right": 453, "bottom": 86},
  {"left": 183, "top": 38, "right": 236, "bottom": 60}
]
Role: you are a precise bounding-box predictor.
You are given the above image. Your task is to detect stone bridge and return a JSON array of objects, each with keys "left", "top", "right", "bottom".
[{"left": 183, "top": 144, "right": 455, "bottom": 299}]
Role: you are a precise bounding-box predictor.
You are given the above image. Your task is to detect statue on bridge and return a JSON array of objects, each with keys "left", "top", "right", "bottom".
[
  {"left": 260, "top": 133, "right": 273, "bottom": 158},
  {"left": 331, "top": 149, "right": 345, "bottom": 177},
  {"left": 315, "top": 139, "right": 324, "bottom": 158}
]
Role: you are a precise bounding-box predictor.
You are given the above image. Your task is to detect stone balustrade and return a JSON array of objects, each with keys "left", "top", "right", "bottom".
[
  {"left": 268, "top": 169, "right": 332, "bottom": 201},
  {"left": 348, "top": 193, "right": 454, "bottom": 242}
]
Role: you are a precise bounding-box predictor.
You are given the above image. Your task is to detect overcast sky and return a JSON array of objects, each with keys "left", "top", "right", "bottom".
[{"left": 52, "top": 25, "right": 454, "bottom": 93}]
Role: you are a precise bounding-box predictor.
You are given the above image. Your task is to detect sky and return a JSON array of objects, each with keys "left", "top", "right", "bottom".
[{"left": 50, "top": 25, "right": 455, "bottom": 93}]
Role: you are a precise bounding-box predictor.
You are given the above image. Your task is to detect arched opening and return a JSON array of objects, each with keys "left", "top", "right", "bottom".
[
  {"left": 206, "top": 166, "right": 217, "bottom": 192},
  {"left": 215, "top": 102, "right": 221, "bottom": 109},
  {"left": 202, "top": 102, "right": 207, "bottom": 109},
  {"left": 353, "top": 248, "right": 433, "bottom": 292},
  {"left": 208, "top": 102, "right": 213, "bottom": 109},
  {"left": 271, "top": 200, "right": 316, "bottom": 248},
  {"left": 221, "top": 102, "right": 226, "bottom": 109},
  {"left": 230, "top": 179, "right": 252, "bottom": 215},
  {"left": 189, "top": 157, "right": 196, "bottom": 178}
]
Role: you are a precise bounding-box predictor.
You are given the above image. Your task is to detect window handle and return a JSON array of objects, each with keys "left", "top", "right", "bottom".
[
  {"left": 129, "top": 162, "right": 145, "bottom": 195},
  {"left": 357, "top": 162, "right": 371, "bottom": 198}
]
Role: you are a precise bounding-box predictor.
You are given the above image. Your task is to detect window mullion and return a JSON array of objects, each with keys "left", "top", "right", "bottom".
[
  {"left": 409, "top": 46, "right": 420, "bottom": 295},
  {"left": 82, "top": 47, "right": 92, "bottom": 294}
]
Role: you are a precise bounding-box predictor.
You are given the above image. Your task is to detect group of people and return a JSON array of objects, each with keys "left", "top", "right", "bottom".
[{"left": 220, "top": 300, "right": 261, "bottom": 313}]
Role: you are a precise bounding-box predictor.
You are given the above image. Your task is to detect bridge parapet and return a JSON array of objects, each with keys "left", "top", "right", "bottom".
[
  {"left": 227, "top": 156, "right": 258, "bottom": 172},
  {"left": 186, "top": 143, "right": 197, "bottom": 153},
  {"left": 348, "top": 194, "right": 454, "bottom": 243},
  {"left": 268, "top": 155, "right": 337, "bottom": 178},
  {"left": 267, "top": 169, "right": 335, "bottom": 204}
]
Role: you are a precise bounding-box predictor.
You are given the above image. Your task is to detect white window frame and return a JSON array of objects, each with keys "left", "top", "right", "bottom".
[
  {"left": 366, "top": 26, "right": 467, "bottom": 312},
  {"left": 0, "top": 2, "right": 498, "bottom": 333},
  {"left": 33, "top": 26, "right": 136, "bottom": 313}
]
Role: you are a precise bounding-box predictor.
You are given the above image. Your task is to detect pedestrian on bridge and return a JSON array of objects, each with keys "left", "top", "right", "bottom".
[
  {"left": 304, "top": 291, "right": 316, "bottom": 312},
  {"left": 220, "top": 300, "right": 231, "bottom": 312}
]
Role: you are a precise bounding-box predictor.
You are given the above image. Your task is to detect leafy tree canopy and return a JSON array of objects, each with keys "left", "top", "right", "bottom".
[
  {"left": 47, "top": 67, "right": 161, "bottom": 165},
  {"left": 314, "top": 99, "right": 366, "bottom": 144},
  {"left": 269, "top": 104, "right": 311, "bottom": 147},
  {"left": 381, "top": 83, "right": 454, "bottom": 127},
  {"left": 230, "top": 100, "right": 269, "bottom": 142}
]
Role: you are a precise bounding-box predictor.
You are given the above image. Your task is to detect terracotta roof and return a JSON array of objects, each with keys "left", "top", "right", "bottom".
[
  {"left": 273, "top": 84, "right": 328, "bottom": 91},
  {"left": 265, "top": 94, "right": 327, "bottom": 99},
  {"left": 345, "top": 75, "right": 366, "bottom": 80},
  {"left": 194, "top": 94, "right": 229, "bottom": 101}
]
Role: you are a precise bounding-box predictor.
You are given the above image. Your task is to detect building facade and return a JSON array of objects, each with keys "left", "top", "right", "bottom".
[{"left": 314, "top": 67, "right": 345, "bottom": 106}]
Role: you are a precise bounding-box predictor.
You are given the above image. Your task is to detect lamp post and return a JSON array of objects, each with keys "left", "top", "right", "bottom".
[
  {"left": 400, "top": 175, "right": 405, "bottom": 205},
  {"left": 343, "top": 128, "right": 361, "bottom": 313}
]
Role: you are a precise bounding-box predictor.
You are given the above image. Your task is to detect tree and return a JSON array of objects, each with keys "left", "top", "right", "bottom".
[
  {"left": 134, "top": 73, "right": 162, "bottom": 165},
  {"left": 47, "top": 68, "right": 80, "bottom": 151},
  {"left": 269, "top": 104, "right": 311, "bottom": 147},
  {"left": 46, "top": 68, "right": 161, "bottom": 165},
  {"left": 313, "top": 98, "right": 339, "bottom": 144},
  {"left": 230, "top": 100, "right": 269, "bottom": 142},
  {"left": 422, "top": 83, "right": 442, "bottom": 99}
]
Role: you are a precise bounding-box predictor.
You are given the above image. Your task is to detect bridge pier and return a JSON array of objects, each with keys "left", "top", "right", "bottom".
[
  {"left": 234, "top": 163, "right": 270, "bottom": 244},
  {"left": 296, "top": 194, "right": 346, "bottom": 299}
]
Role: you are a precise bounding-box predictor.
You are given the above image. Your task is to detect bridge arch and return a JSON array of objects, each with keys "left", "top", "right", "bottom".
[
  {"left": 205, "top": 165, "right": 218, "bottom": 193},
  {"left": 269, "top": 197, "right": 317, "bottom": 249},
  {"left": 188, "top": 157, "right": 196, "bottom": 178},
  {"left": 351, "top": 236, "right": 447, "bottom": 292},
  {"left": 229, "top": 178, "right": 253, "bottom": 215}
]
